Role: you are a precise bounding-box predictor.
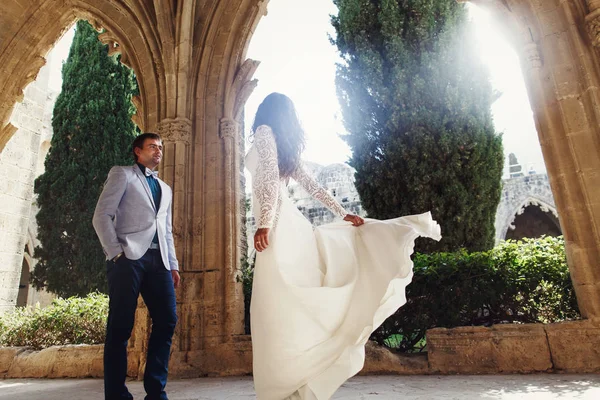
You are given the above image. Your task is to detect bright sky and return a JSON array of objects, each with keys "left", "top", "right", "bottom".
[
  {"left": 467, "top": 4, "right": 546, "bottom": 176},
  {"left": 244, "top": 0, "right": 546, "bottom": 176},
  {"left": 47, "top": 28, "right": 75, "bottom": 92},
  {"left": 243, "top": 0, "right": 348, "bottom": 166},
  {"left": 46, "top": 1, "right": 546, "bottom": 177}
]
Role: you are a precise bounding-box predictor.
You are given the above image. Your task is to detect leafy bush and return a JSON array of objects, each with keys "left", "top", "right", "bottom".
[
  {"left": 0, "top": 292, "right": 108, "bottom": 350},
  {"left": 239, "top": 236, "right": 579, "bottom": 351},
  {"left": 371, "top": 236, "right": 579, "bottom": 352}
]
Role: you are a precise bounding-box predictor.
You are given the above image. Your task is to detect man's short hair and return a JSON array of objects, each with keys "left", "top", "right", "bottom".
[{"left": 132, "top": 133, "right": 162, "bottom": 162}]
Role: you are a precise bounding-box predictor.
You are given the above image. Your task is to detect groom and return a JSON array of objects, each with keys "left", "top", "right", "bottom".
[{"left": 93, "top": 132, "right": 180, "bottom": 400}]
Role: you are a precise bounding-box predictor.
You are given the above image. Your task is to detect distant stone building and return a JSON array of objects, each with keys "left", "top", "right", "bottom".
[{"left": 246, "top": 162, "right": 365, "bottom": 241}]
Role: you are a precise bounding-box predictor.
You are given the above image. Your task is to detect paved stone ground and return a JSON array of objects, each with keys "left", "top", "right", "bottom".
[{"left": 0, "top": 375, "right": 599, "bottom": 399}]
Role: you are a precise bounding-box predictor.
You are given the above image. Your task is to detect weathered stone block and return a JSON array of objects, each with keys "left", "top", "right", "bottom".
[
  {"left": 178, "top": 338, "right": 253, "bottom": 377},
  {"left": 428, "top": 326, "right": 497, "bottom": 374},
  {"left": 177, "top": 302, "right": 204, "bottom": 352},
  {"left": 427, "top": 324, "right": 552, "bottom": 374},
  {"left": 570, "top": 131, "right": 600, "bottom": 171},
  {"left": 47, "top": 344, "right": 104, "bottom": 378},
  {"left": 546, "top": 319, "right": 600, "bottom": 372},
  {"left": 553, "top": 64, "right": 579, "bottom": 98},
  {"left": 0, "top": 346, "right": 30, "bottom": 375},
  {"left": 561, "top": 98, "right": 589, "bottom": 133},
  {"left": 542, "top": 32, "right": 572, "bottom": 66},
  {"left": 127, "top": 349, "right": 142, "bottom": 378},
  {"left": 179, "top": 272, "right": 204, "bottom": 304},
  {"left": 6, "top": 347, "right": 55, "bottom": 378},
  {"left": 491, "top": 324, "right": 552, "bottom": 372}
]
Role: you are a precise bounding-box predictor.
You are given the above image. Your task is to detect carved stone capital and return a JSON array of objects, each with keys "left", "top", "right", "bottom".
[
  {"left": 586, "top": 9, "right": 600, "bottom": 47},
  {"left": 220, "top": 118, "right": 239, "bottom": 140},
  {"left": 157, "top": 117, "right": 192, "bottom": 144}
]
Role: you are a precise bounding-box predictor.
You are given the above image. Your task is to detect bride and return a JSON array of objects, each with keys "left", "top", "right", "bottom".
[{"left": 246, "top": 92, "right": 441, "bottom": 400}]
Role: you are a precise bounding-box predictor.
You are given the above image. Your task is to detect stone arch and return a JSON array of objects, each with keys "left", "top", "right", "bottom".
[
  {"left": 506, "top": 203, "right": 562, "bottom": 241},
  {"left": 495, "top": 174, "right": 557, "bottom": 243},
  {"left": 17, "top": 232, "right": 35, "bottom": 308},
  {"left": 465, "top": 0, "right": 600, "bottom": 318},
  {"left": 501, "top": 196, "right": 560, "bottom": 240},
  {"left": 2, "top": 0, "right": 600, "bottom": 375},
  {"left": 182, "top": 0, "right": 266, "bottom": 351},
  {"left": 234, "top": 0, "right": 600, "bottom": 320},
  {"left": 0, "top": 0, "right": 172, "bottom": 152},
  {"left": 16, "top": 255, "right": 31, "bottom": 308}
]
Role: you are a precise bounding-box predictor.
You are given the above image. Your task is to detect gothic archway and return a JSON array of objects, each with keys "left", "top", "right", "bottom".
[
  {"left": 2, "top": 0, "right": 600, "bottom": 376},
  {"left": 505, "top": 202, "right": 562, "bottom": 240}
]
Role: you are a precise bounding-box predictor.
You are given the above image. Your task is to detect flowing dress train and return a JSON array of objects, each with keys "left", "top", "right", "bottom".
[{"left": 247, "top": 125, "right": 441, "bottom": 400}]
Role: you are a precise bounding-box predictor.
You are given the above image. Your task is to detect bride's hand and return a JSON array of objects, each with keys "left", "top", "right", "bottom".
[
  {"left": 344, "top": 214, "right": 365, "bottom": 227},
  {"left": 254, "top": 228, "right": 271, "bottom": 252}
]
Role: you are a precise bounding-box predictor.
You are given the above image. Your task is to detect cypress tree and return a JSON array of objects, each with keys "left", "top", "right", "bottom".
[
  {"left": 332, "top": 0, "right": 504, "bottom": 252},
  {"left": 32, "top": 20, "right": 138, "bottom": 296}
]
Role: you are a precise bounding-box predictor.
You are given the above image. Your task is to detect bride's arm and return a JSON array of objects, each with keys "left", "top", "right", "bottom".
[
  {"left": 291, "top": 163, "right": 348, "bottom": 218},
  {"left": 253, "top": 125, "right": 280, "bottom": 230}
]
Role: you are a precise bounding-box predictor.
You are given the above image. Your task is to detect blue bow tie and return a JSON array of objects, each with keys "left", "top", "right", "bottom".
[{"left": 145, "top": 168, "right": 159, "bottom": 179}]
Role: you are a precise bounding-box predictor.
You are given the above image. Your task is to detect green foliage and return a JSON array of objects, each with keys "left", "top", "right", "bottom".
[
  {"left": 32, "top": 20, "right": 138, "bottom": 296},
  {"left": 238, "top": 252, "right": 256, "bottom": 334},
  {"left": 0, "top": 293, "right": 108, "bottom": 350},
  {"left": 371, "top": 236, "right": 580, "bottom": 352},
  {"left": 238, "top": 236, "right": 579, "bottom": 352},
  {"left": 332, "top": 0, "right": 504, "bottom": 253}
]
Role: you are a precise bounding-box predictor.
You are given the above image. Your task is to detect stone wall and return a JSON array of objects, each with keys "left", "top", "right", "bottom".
[
  {"left": 427, "top": 319, "right": 600, "bottom": 374},
  {"left": 2, "top": 319, "right": 599, "bottom": 378},
  {"left": 245, "top": 162, "right": 366, "bottom": 243},
  {"left": 0, "top": 57, "right": 56, "bottom": 312}
]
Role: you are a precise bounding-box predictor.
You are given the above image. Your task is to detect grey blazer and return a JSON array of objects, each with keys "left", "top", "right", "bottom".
[{"left": 92, "top": 165, "right": 179, "bottom": 271}]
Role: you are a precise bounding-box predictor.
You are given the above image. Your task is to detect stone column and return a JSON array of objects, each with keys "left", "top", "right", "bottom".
[
  {"left": 157, "top": 116, "right": 193, "bottom": 350},
  {"left": 518, "top": 0, "right": 600, "bottom": 318},
  {"left": 219, "top": 118, "right": 245, "bottom": 339},
  {"left": 157, "top": 117, "right": 192, "bottom": 261},
  {"left": 125, "top": 117, "right": 192, "bottom": 379}
]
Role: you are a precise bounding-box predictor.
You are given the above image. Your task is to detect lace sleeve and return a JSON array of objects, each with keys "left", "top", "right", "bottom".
[
  {"left": 253, "top": 125, "right": 280, "bottom": 229},
  {"left": 291, "top": 163, "right": 347, "bottom": 218}
]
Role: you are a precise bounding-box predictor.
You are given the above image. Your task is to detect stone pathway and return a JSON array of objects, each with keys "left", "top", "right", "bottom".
[{"left": 0, "top": 374, "right": 599, "bottom": 399}]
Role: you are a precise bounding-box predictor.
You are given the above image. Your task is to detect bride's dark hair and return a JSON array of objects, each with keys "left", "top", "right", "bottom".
[{"left": 251, "top": 92, "right": 306, "bottom": 178}]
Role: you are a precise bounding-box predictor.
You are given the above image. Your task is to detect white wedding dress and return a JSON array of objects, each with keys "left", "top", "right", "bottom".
[{"left": 246, "top": 125, "right": 441, "bottom": 400}]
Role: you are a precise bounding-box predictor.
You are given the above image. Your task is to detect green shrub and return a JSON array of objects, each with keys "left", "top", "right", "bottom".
[
  {"left": 239, "top": 236, "right": 579, "bottom": 351},
  {"left": 371, "top": 236, "right": 579, "bottom": 352},
  {"left": 0, "top": 292, "right": 108, "bottom": 350}
]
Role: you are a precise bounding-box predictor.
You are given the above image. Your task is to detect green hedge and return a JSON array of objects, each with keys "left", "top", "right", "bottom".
[
  {"left": 0, "top": 292, "right": 108, "bottom": 350},
  {"left": 9, "top": 237, "right": 573, "bottom": 351},
  {"left": 372, "top": 236, "right": 579, "bottom": 351},
  {"left": 240, "top": 236, "right": 580, "bottom": 350}
]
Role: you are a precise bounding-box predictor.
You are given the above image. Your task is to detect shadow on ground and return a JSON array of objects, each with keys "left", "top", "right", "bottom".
[{"left": 0, "top": 375, "right": 599, "bottom": 399}]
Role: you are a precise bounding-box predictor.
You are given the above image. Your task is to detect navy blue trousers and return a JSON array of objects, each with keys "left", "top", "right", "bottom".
[{"left": 104, "top": 249, "right": 177, "bottom": 400}]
